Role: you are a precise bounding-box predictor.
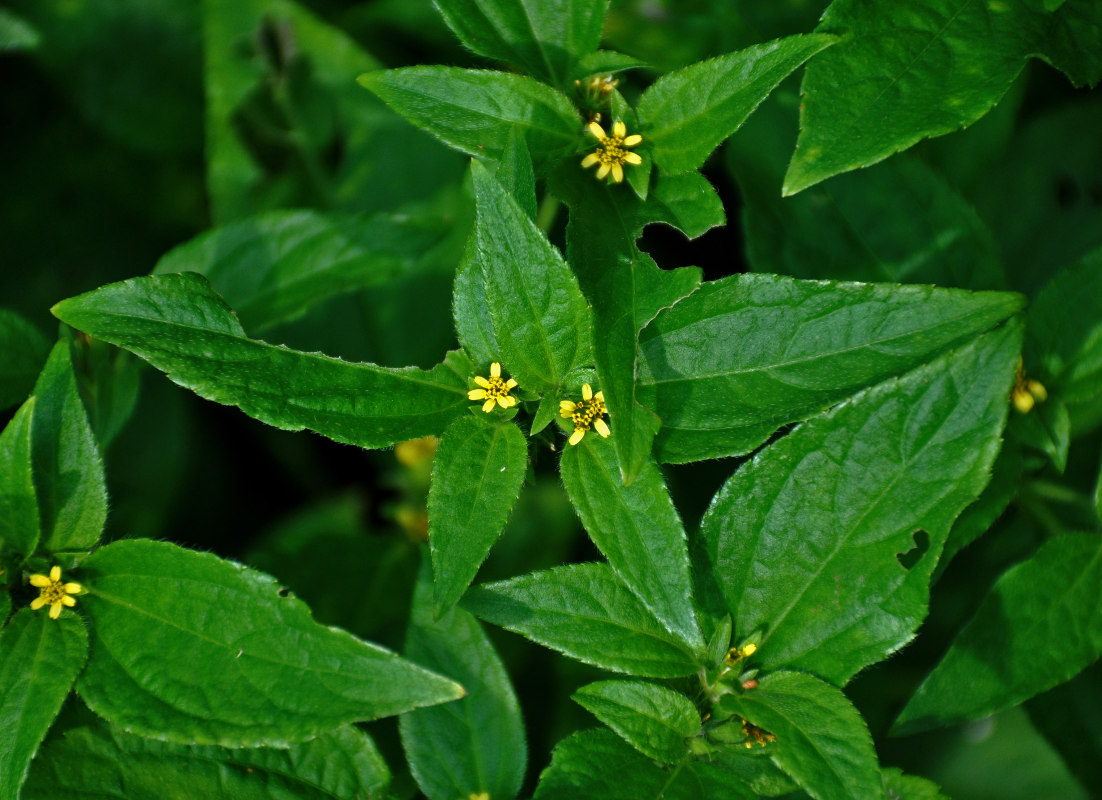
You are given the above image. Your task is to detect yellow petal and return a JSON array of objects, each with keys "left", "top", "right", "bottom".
[
  {"left": 30, "top": 596, "right": 46, "bottom": 610},
  {"left": 490, "top": 362, "right": 501, "bottom": 378},
  {"left": 50, "top": 566, "right": 61, "bottom": 582},
  {"left": 29, "top": 574, "right": 51, "bottom": 588},
  {"left": 623, "top": 151, "right": 642, "bottom": 165},
  {"left": 611, "top": 163, "right": 624, "bottom": 183},
  {"left": 49, "top": 603, "right": 62, "bottom": 619},
  {"left": 502, "top": 395, "right": 517, "bottom": 408},
  {"left": 623, "top": 134, "right": 642, "bottom": 147},
  {"left": 64, "top": 582, "right": 82, "bottom": 594},
  {"left": 594, "top": 418, "right": 611, "bottom": 438},
  {"left": 596, "top": 163, "right": 610, "bottom": 180},
  {"left": 581, "top": 152, "right": 600, "bottom": 168},
  {"left": 482, "top": 399, "right": 496, "bottom": 413},
  {"left": 62, "top": 595, "right": 77, "bottom": 607},
  {"left": 569, "top": 429, "right": 586, "bottom": 446},
  {"left": 612, "top": 121, "right": 626, "bottom": 138},
  {"left": 505, "top": 378, "right": 518, "bottom": 390},
  {"left": 497, "top": 395, "right": 511, "bottom": 409},
  {"left": 468, "top": 389, "right": 487, "bottom": 400},
  {"left": 594, "top": 390, "right": 604, "bottom": 402},
  {"left": 587, "top": 121, "right": 607, "bottom": 140},
  {"left": 582, "top": 384, "right": 593, "bottom": 401},
  {"left": 474, "top": 376, "right": 491, "bottom": 389},
  {"left": 560, "top": 401, "right": 576, "bottom": 416}
]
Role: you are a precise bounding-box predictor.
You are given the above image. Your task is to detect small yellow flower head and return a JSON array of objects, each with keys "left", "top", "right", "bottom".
[
  {"left": 29, "top": 566, "right": 82, "bottom": 620},
  {"left": 740, "top": 718, "right": 776, "bottom": 749},
  {"left": 724, "top": 642, "right": 757, "bottom": 667},
  {"left": 468, "top": 362, "right": 518, "bottom": 413},
  {"left": 580, "top": 120, "right": 643, "bottom": 183},
  {"left": 559, "top": 383, "right": 610, "bottom": 445},
  {"left": 1011, "top": 358, "right": 1047, "bottom": 414}
]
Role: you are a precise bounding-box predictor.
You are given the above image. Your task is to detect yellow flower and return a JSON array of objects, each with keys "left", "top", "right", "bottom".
[
  {"left": 580, "top": 120, "right": 643, "bottom": 183},
  {"left": 29, "top": 566, "right": 82, "bottom": 619},
  {"left": 559, "top": 383, "right": 610, "bottom": 445},
  {"left": 740, "top": 718, "right": 776, "bottom": 749},
  {"left": 468, "top": 362, "right": 518, "bottom": 413},
  {"left": 1011, "top": 358, "right": 1047, "bottom": 414},
  {"left": 724, "top": 642, "right": 757, "bottom": 667}
]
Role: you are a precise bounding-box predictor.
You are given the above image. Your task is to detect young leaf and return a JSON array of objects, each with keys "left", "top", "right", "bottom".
[
  {"left": 894, "top": 533, "right": 1102, "bottom": 736},
  {"left": 358, "top": 67, "right": 580, "bottom": 170},
  {"left": 717, "top": 672, "right": 880, "bottom": 800},
  {"left": 636, "top": 33, "right": 834, "bottom": 175},
  {"left": 463, "top": 563, "right": 701, "bottom": 678},
  {"left": 0, "top": 610, "right": 89, "bottom": 800},
  {"left": 75, "top": 539, "right": 465, "bottom": 746},
  {"left": 31, "top": 342, "right": 108, "bottom": 553},
  {"left": 702, "top": 323, "right": 1021, "bottom": 685},
  {"left": 572, "top": 680, "right": 699, "bottom": 764},
  {"left": 433, "top": 0, "right": 608, "bottom": 86},
  {"left": 0, "top": 398, "right": 39, "bottom": 559},
  {"left": 154, "top": 209, "right": 448, "bottom": 331},
  {"left": 401, "top": 558, "right": 526, "bottom": 800},
  {"left": 51, "top": 273, "right": 471, "bottom": 451},
  {"left": 472, "top": 161, "right": 592, "bottom": 391},
  {"left": 429, "top": 415, "right": 528, "bottom": 615},
  {"left": 0, "top": 309, "right": 49, "bottom": 411},
  {"left": 638, "top": 273, "right": 1023, "bottom": 463},
  {"left": 560, "top": 437, "right": 702, "bottom": 650}
]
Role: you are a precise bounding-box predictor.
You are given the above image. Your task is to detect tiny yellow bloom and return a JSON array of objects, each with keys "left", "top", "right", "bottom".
[
  {"left": 29, "top": 566, "right": 82, "bottom": 620},
  {"left": 724, "top": 642, "right": 757, "bottom": 667},
  {"left": 1011, "top": 358, "right": 1047, "bottom": 414},
  {"left": 740, "top": 718, "right": 776, "bottom": 749},
  {"left": 580, "top": 120, "right": 643, "bottom": 183},
  {"left": 559, "top": 383, "right": 610, "bottom": 445},
  {"left": 468, "top": 362, "right": 519, "bottom": 413}
]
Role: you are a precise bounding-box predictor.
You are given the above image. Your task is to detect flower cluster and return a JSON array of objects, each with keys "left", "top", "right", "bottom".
[
  {"left": 29, "top": 566, "right": 81, "bottom": 619},
  {"left": 560, "top": 384, "right": 610, "bottom": 445},
  {"left": 581, "top": 121, "right": 642, "bottom": 183},
  {"left": 468, "top": 362, "right": 518, "bottom": 412},
  {"left": 1011, "top": 358, "right": 1047, "bottom": 414}
]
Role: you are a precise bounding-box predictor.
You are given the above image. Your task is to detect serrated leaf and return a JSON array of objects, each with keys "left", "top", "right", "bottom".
[
  {"left": 154, "top": 209, "right": 448, "bottom": 331},
  {"left": 0, "top": 309, "right": 49, "bottom": 410},
  {"left": 717, "top": 672, "right": 880, "bottom": 800},
  {"left": 0, "top": 399, "right": 39, "bottom": 559},
  {"left": 454, "top": 232, "right": 501, "bottom": 368},
  {"left": 895, "top": 532, "right": 1102, "bottom": 735},
  {"left": 573, "top": 680, "right": 699, "bottom": 764},
  {"left": 472, "top": 161, "right": 592, "bottom": 391},
  {"left": 497, "top": 125, "right": 538, "bottom": 220},
  {"left": 401, "top": 558, "right": 526, "bottom": 800},
  {"left": 31, "top": 342, "right": 107, "bottom": 553},
  {"left": 429, "top": 415, "right": 528, "bottom": 615},
  {"left": 51, "top": 273, "right": 471, "bottom": 451},
  {"left": 881, "top": 767, "right": 950, "bottom": 800},
  {"left": 0, "top": 610, "right": 89, "bottom": 800},
  {"left": 638, "top": 273, "right": 1024, "bottom": 463},
  {"left": 703, "top": 324, "right": 1021, "bottom": 684},
  {"left": 636, "top": 34, "right": 834, "bottom": 175},
  {"left": 358, "top": 67, "right": 580, "bottom": 170},
  {"left": 463, "top": 563, "right": 700, "bottom": 678},
  {"left": 560, "top": 437, "right": 702, "bottom": 650},
  {"left": 75, "top": 539, "right": 464, "bottom": 746}
]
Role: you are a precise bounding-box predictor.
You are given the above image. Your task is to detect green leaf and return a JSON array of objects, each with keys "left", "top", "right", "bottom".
[
  {"left": 75, "top": 539, "right": 464, "bottom": 746},
  {"left": 881, "top": 767, "right": 950, "bottom": 800},
  {"left": 703, "top": 324, "right": 1021, "bottom": 684},
  {"left": 0, "top": 593, "right": 8, "bottom": 627},
  {"left": 638, "top": 273, "right": 1024, "bottom": 463},
  {"left": 433, "top": 0, "right": 608, "bottom": 86},
  {"left": 572, "top": 680, "right": 699, "bottom": 764},
  {"left": 572, "top": 49, "right": 646, "bottom": 80},
  {"left": 496, "top": 125, "right": 538, "bottom": 220},
  {"left": 0, "top": 309, "right": 49, "bottom": 410},
  {"left": 51, "top": 273, "right": 471, "bottom": 451},
  {"left": 784, "top": 0, "right": 1099, "bottom": 194},
  {"left": 1012, "top": 396, "right": 1070, "bottom": 472},
  {"left": 400, "top": 557, "right": 526, "bottom": 800},
  {"left": 31, "top": 342, "right": 107, "bottom": 553},
  {"left": 24, "top": 723, "right": 390, "bottom": 800},
  {"left": 0, "top": 399, "right": 39, "bottom": 559},
  {"left": 0, "top": 8, "right": 40, "bottom": 51},
  {"left": 560, "top": 437, "right": 702, "bottom": 650},
  {"left": 472, "top": 160, "right": 592, "bottom": 391},
  {"left": 463, "top": 563, "right": 700, "bottom": 678},
  {"left": 1025, "top": 661, "right": 1102, "bottom": 798},
  {"left": 154, "top": 209, "right": 448, "bottom": 331},
  {"left": 717, "top": 672, "right": 880, "bottom": 800},
  {"left": 358, "top": 67, "right": 580, "bottom": 170},
  {"left": 429, "top": 415, "right": 528, "bottom": 615},
  {"left": 454, "top": 233, "right": 501, "bottom": 367},
  {"left": 0, "top": 609, "right": 89, "bottom": 800},
  {"left": 636, "top": 34, "right": 834, "bottom": 175},
  {"left": 895, "top": 532, "right": 1102, "bottom": 735}
]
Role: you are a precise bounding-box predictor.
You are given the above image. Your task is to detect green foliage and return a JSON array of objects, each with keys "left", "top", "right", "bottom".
[
  {"left": 572, "top": 680, "right": 700, "bottom": 763},
  {"left": 0, "top": 400, "right": 39, "bottom": 559},
  {"left": 0, "top": 311, "right": 49, "bottom": 411}
]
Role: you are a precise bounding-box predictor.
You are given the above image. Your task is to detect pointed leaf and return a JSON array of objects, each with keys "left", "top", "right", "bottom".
[
  {"left": 638, "top": 273, "right": 1024, "bottom": 463},
  {"left": 0, "top": 610, "right": 89, "bottom": 800},
  {"left": 463, "top": 563, "right": 700, "bottom": 678},
  {"left": 496, "top": 125, "right": 538, "bottom": 220},
  {"left": 0, "top": 310, "right": 49, "bottom": 411},
  {"left": 572, "top": 680, "right": 699, "bottom": 764},
  {"left": 51, "top": 273, "right": 471, "bottom": 451},
  {"left": 75, "top": 539, "right": 465, "bottom": 746},
  {"left": 429, "top": 415, "right": 528, "bottom": 615},
  {"left": 454, "top": 233, "right": 501, "bottom": 367},
  {"left": 703, "top": 324, "right": 1021, "bottom": 684},
  {"left": 0, "top": 399, "right": 39, "bottom": 559}
]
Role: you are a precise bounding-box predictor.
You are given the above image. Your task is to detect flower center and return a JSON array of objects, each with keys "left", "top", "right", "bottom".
[
  {"left": 571, "top": 397, "right": 607, "bottom": 431},
  {"left": 597, "top": 134, "right": 630, "bottom": 166},
  {"left": 43, "top": 580, "right": 67, "bottom": 604},
  {"left": 484, "top": 375, "right": 512, "bottom": 401}
]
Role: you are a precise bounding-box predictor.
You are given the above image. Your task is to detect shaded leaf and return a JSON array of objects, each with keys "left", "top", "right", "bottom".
[
  {"left": 573, "top": 680, "right": 699, "bottom": 764},
  {"left": 882, "top": 767, "right": 950, "bottom": 799},
  {"left": 0, "top": 8, "right": 39, "bottom": 51},
  {"left": 0, "top": 399, "right": 39, "bottom": 559},
  {"left": 1025, "top": 661, "right": 1102, "bottom": 798},
  {"left": 0, "top": 309, "right": 49, "bottom": 411}
]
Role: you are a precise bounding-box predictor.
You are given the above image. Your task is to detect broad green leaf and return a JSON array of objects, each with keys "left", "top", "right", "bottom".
[
  {"left": 31, "top": 342, "right": 107, "bottom": 553},
  {"left": 0, "top": 309, "right": 49, "bottom": 410},
  {"left": 0, "top": 399, "right": 39, "bottom": 559},
  {"left": 454, "top": 233, "right": 500, "bottom": 367},
  {"left": 638, "top": 273, "right": 1023, "bottom": 463},
  {"left": 572, "top": 49, "right": 645, "bottom": 80},
  {"left": 636, "top": 34, "right": 834, "bottom": 175},
  {"left": 572, "top": 680, "right": 699, "bottom": 764},
  {"left": 472, "top": 161, "right": 592, "bottom": 391},
  {"left": 154, "top": 209, "right": 447, "bottom": 331},
  {"left": 75, "top": 539, "right": 464, "bottom": 746},
  {"left": 463, "top": 563, "right": 700, "bottom": 678},
  {"left": 1026, "top": 661, "right": 1102, "bottom": 798},
  {"left": 51, "top": 273, "right": 471, "bottom": 451},
  {"left": 881, "top": 767, "right": 950, "bottom": 800},
  {"left": 401, "top": 558, "right": 526, "bottom": 800},
  {"left": 717, "top": 672, "right": 880, "bottom": 800},
  {"left": 0, "top": 610, "right": 89, "bottom": 800},
  {"left": 560, "top": 437, "right": 702, "bottom": 650},
  {"left": 895, "top": 532, "right": 1102, "bottom": 735},
  {"left": 358, "top": 67, "right": 580, "bottom": 170},
  {"left": 23, "top": 724, "right": 390, "bottom": 800},
  {"left": 784, "top": 0, "right": 1100, "bottom": 194},
  {"left": 703, "top": 324, "right": 1021, "bottom": 684},
  {"left": 429, "top": 415, "right": 528, "bottom": 615},
  {"left": 434, "top": 0, "right": 607, "bottom": 86},
  {"left": 0, "top": 8, "right": 39, "bottom": 51},
  {"left": 496, "top": 125, "right": 538, "bottom": 220}
]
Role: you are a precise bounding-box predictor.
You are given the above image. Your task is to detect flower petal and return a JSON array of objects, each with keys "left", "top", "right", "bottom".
[
  {"left": 490, "top": 362, "right": 501, "bottom": 378},
  {"left": 474, "top": 376, "right": 491, "bottom": 389},
  {"left": 611, "top": 163, "right": 624, "bottom": 183},
  {"left": 569, "top": 429, "right": 586, "bottom": 446},
  {"left": 50, "top": 566, "right": 61, "bottom": 581},
  {"left": 594, "top": 390, "right": 604, "bottom": 402},
  {"left": 587, "top": 121, "right": 607, "bottom": 140},
  {"left": 505, "top": 378, "right": 518, "bottom": 390},
  {"left": 468, "top": 389, "right": 487, "bottom": 400},
  {"left": 582, "top": 384, "right": 593, "bottom": 401},
  {"left": 594, "top": 418, "right": 611, "bottom": 438},
  {"left": 623, "top": 151, "right": 642, "bottom": 165},
  {"left": 623, "top": 134, "right": 642, "bottom": 147},
  {"left": 596, "top": 163, "right": 610, "bottom": 180},
  {"left": 560, "top": 401, "right": 576, "bottom": 416},
  {"left": 65, "top": 582, "right": 82, "bottom": 594},
  {"left": 62, "top": 595, "right": 77, "bottom": 607},
  {"left": 482, "top": 399, "right": 496, "bottom": 413},
  {"left": 30, "top": 596, "right": 46, "bottom": 610},
  {"left": 49, "top": 603, "right": 62, "bottom": 619},
  {"left": 29, "top": 574, "right": 51, "bottom": 588},
  {"left": 612, "top": 121, "right": 626, "bottom": 138},
  {"left": 581, "top": 152, "right": 600, "bottom": 168}
]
